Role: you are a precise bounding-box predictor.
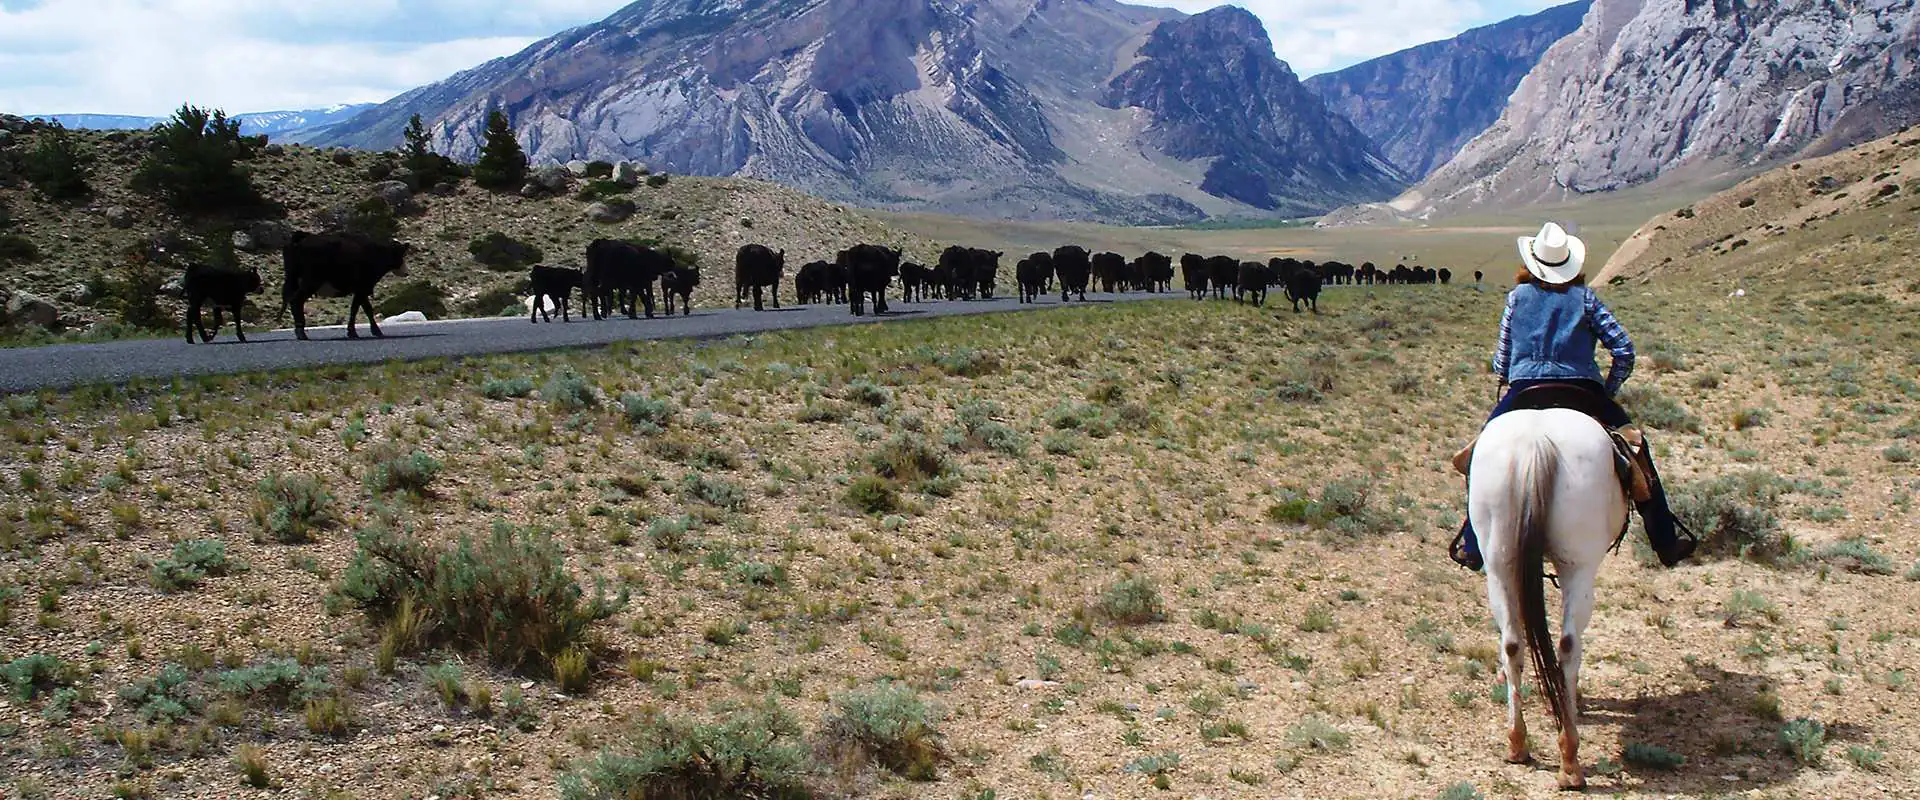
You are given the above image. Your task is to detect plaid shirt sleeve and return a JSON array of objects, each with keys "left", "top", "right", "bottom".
[
  {"left": 1584, "top": 289, "right": 1635, "bottom": 395},
  {"left": 1490, "top": 290, "right": 1517, "bottom": 381}
]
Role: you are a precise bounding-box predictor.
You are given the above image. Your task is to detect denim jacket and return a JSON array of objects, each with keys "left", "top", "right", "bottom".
[{"left": 1491, "top": 283, "right": 1635, "bottom": 394}]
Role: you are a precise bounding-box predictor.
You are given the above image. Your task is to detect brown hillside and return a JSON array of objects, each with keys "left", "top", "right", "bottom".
[
  {"left": 1597, "top": 127, "right": 1920, "bottom": 300},
  {"left": 0, "top": 121, "right": 939, "bottom": 333}
]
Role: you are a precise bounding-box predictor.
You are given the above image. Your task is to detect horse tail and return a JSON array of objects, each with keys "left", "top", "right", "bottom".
[{"left": 1512, "top": 436, "right": 1572, "bottom": 733}]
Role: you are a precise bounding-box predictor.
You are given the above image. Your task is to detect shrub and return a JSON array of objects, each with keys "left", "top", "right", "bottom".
[
  {"left": 234, "top": 744, "right": 272, "bottom": 788},
  {"left": 105, "top": 241, "right": 176, "bottom": 331},
  {"left": 461, "top": 285, "right": 522, "bottom": 318},
  {"left": 543, "top": 369, "right": 598, "bottom": 411},
  {"left": 1811, "top": 538, "right": 1896, "bottom": 575},
  {"left": 0, "top": 233, "right": 41, "bottom": 264},
  {"left": 375, "top": 279, "right": 449, "bottom": 319},
  {"left": 1721, "top": 589, "right": 1781, "bottom": 627},
  {"left": 469, "top": 231, "right": 544, "bottom": 271},
  {"left": 472, "top": 110, "right": 528, "bottom": 191},
  {"left": 1622, "top": 742, "right": 1686, "bottom": 770},
  {"left": 585, "top": 161, "right": 615, "bottom": 178},
  {"left": 679, "top": 472, "right": 747, "bottom": 510},
  {"left": 23, "top": 122, "right": 93, "bottom": 200},
  {"left": 1731, "top": 407, "right": 1770, "bottom": 431},
  {"left": 1886, "top": 444, "right": 1914, "bottom": 464},
  {"left": 647, "top": 515, "right": 695, "bottom": 553},
  {"left": 620, "top": 393, "right": 675, "bottom": 433},
  {"left": 425, "top": 662, "right": 466, "bottom": 709},
  {"left": 119, "top": 664, "right": 197, "bottom": 723},
  {"left": 844, "top": 379, "right": 891, "bottom": 407},
  {"left": 1, "top": 653, "right": 71, "bottom": 701},
  {"left": 303, "top": 694, "right": 354, "bottom": 737},
  {"left": 1779, "top": 717, "right": 1826, "bottom": 766},
  {"left": 954, "top": 400, "right": 1026, "bottom": 456},
  {"left": 365, "top": 448, "right": 442, "bottom": 496},
  {"left": 254, "top": 473, "right": 336, "bottom": 543},
  {"left": 333, "top": 520, "right": 625, "bottom": 673},
  {"left": 1284, "top": 715, "right": 1350, "bottom": 751},
  {"left": 1673, "top": 472, "right": 1791, "bottom": 560},
  {"left": 343, "top": 196, "right": 400, "bottom": 242},
  {"left": 1845, "top": 744, "right": 1886, "bottom": 772},
  {"left": 1098, "top": 575, "right": 1164, "bottom": 625},
  {"left": 131, "top": 105, "right": 264, "bottom": 213},
  {"left": 214, "top": 659, "right": 331, "bottom": 708},
  {"left": 1436, "top": 783, "right": 1483, "bottom": 800},
  {"left": 821, "top": 682, "right": 944, "bottom": 780},
  {"left": 151, "top": 539, "right": 241, "bottom": 591},
  {"left": 560, "top": 702, "right": 813, "bottom": 800},
  {"left": 482, "top": 377, "right": 535, "bottom": 400},
  {"left": 1616, "top": 386, "right": 1703, "bottom": 433},
  {"left": 845, "top": 476, "right": 899, "bottom": 515},
  {"left": 645, "top": 173, "right": 670, "bottom": 188},
  {"left": 553, "top": 647, "right": 591, "bottom": 695},
  {"left": 868, "top": 433, "right": 951, "bottom": 485}
]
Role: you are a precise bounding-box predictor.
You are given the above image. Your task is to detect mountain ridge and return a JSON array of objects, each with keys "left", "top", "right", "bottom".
[{"left": 314, "top": 0, "right": 1405, "bottom": 224}]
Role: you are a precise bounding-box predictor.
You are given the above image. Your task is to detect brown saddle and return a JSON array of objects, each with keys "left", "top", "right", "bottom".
[{"left": 1451, "top": 383, "right": 1652, "bottom": 503}]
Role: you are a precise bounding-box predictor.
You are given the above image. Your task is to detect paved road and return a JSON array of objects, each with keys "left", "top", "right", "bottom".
[{"left": 0, "top": 292, "right": 1178, "bottom": 393}]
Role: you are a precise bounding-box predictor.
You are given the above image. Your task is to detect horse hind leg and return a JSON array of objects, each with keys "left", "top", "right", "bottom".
[
  {"left": 1485, "top": 568, "right": 1532, "bottom": 765},
  {"left": 1554, "top": 563, "right": 1601, "bottom": 790}
]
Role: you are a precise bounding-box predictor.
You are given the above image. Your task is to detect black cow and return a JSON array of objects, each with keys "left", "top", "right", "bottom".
[
  {"left": 280, "top": 231, "right": 412, "bottom": 340},
  {"left": 1437, "top": 267, "right": 1453, "bottom": 285},
  {"left": 1052, "top": 245, "right": 1091, "bottom": 302},
  {"left": 900, "top": 262, "right": 929, "bottom": 303},
  {"left": 584, "top": 239, "right": 669, "bottom": 320},
  {"left": 1016, "top": 252, "right": 1052, "bottom": 304},
  {"left": 1180, "top": 254, "right": 1209, "bottom": 300},
  {"left": 183, "top": 263, "right": 262, "bottom": 343},
  {"left": 1287, "top": 263, "right": 1322, "bottom": 314},
  {"left": 841, "top": 244, "right": 901, "bottom": 316},
  {"left": 795, "top": 260, "right": 830, "bottom": 305},
  {"left": 971, "top": 249, "right": 1002, "bottom": 299},
  {"left": 734, "top": 244, "right": 785, "bottom": 311},
  {"left": 528, "top": 265, "right": 584, "bottom": 323},
  {"left": 1236, "top": 262, "right": 1271, "bottom": 306},
  {"left": 1136, "top": 251, "right": 1174, "bottom": 293},
  {"left": 1206, "top": 256, "right": 1239, "bottom": 300},
  {"left": 1091, "top": 252, "right": 1127, "bottom": 294},
  {"left": 662, "top": 265, "right": 700, "bottom": 316},
  {"left": 1474, "top": 270, "right": 1484, "bottom": 285},
  {"left": 825, "top": 259, "right": 850, "bottom": 303}
]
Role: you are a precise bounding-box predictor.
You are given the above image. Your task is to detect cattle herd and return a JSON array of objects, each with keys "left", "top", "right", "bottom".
[{"left": 179, "top": 230, "right": 1465, "bottom": 343}]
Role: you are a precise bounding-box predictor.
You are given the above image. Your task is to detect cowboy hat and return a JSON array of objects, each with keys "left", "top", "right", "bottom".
[{"left": 1517, "top": 222, "right": 1586, "bottom": 285}]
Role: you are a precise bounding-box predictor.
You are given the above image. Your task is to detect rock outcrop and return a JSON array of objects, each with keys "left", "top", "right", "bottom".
[{"left": 1403, "top": 0, "right": 1920, "bottom": 216}]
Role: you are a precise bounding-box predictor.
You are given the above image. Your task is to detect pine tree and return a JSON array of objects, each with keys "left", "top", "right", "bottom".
[
  {"left": 401, "top": 114, "right": 460, "bottom": 188},
  {"left": 131, "top": 104, "right": 263, "bottom": 213},
  {"left": 471, "top": 110, "right": 527, "bottom": 191}
]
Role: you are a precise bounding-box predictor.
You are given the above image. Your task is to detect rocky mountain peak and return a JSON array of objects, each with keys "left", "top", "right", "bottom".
[{"left": 317, "top": 0, "right": 1404, "bottom": 223}]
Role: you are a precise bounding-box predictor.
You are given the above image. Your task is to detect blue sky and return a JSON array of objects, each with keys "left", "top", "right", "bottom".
[{"left": 0, "top": 1, "right": 1575, "bottom": 116}]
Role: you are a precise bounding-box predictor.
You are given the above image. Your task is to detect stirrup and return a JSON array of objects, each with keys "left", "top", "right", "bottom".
[{"left": 1448, "top": 529, "right": 1482, "bottom": 571}]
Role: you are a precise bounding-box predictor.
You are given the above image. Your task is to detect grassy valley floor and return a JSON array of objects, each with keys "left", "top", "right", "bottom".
[{"left": 0, "top": 280, "right": 1916, "bottom": 799}]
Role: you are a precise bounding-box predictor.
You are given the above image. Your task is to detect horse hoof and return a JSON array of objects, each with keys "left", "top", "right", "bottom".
[{"left": 1557, "top": 773, "right": 1586, "bottom": 791}]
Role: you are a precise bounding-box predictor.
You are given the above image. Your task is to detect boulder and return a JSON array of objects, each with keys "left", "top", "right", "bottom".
[
  {"left": 519, "top": 182, "right": 543, "bottom": 199},
  {"left": 0, "top": 130, "right": 12, "bottom": 148},
  {"left": 585, "top": 202, "right": 634, "bottom": 224},
  {"left": 379, "top": 311, "right": 430, "bottom": 325},
  {"left": 160, "top": 275, "right": 185, "bottom": 298},
  {"left": 6, "top": 291, "right": 60, "bottom": 328},
  {"left": 430, "top": 182, "right": 456, "bottom": 197},
  {"left": 56, "top": 284, "right": 93, "bottom": 305},
  {"left": 612, "top": 161, "right": 645, "bottom": 187},
  {"left": 565, "top": 160, "right": 590, "bottom": 177},
  {"left": 530, "top": 165, "right": 570, "bottom": 194},
  {"left": 331, "top": 150, "right": 355, "bottom": 166},
  {"left": 104, "top": 206, "right": 136, "bottom": 229},
  {"left": 0, "top": 114, "right": 27, "bottom": 134},
  {"left": 371, "top": 181, "right": 413, "bottom": 207},
  {"left": 245, "top": 220, "right": 293, "bottom": 251},
  {"left": 263, "top": 143, "right": 286, "bottom": 157}
]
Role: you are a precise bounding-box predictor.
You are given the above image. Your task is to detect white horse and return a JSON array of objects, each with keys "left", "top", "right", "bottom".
[{"left": 1469, "top": 407, "right": 1629, "bottom": 790}]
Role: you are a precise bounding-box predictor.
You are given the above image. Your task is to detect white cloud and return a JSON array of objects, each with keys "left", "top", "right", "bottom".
[{"left": 0, "top": 0, "right": 1569, "bottom": 115}]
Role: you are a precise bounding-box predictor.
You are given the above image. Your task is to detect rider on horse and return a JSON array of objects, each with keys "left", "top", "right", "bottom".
[{"left": 1450, "top": 222, "right": 1697, "bottom": 571}]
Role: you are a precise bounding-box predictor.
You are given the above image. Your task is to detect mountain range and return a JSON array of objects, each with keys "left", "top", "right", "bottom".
[
  {"left": 1387, "top": 0, "right": 1920, "bottom": 217},
  {"left": 314, "top": 0, "right": 1413, "bottom": 223},
  {"left": 26, "top": 104, "right": 378, "bottom": 141}
]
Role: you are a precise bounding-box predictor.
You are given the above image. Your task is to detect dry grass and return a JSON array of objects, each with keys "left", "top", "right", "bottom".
[{"left": 1, "top": 261, "right": 1916, "bottom": 797}]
